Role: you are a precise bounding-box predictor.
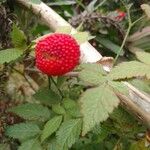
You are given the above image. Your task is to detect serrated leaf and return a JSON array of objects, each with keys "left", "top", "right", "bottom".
[
  {"left": 79, "top": 63, "right": 107, "bottom": 85},
  {"left": 29, "top": 0, "right": 41, "bottom": 4},
  {"left": 56, "top": 119, "right": 81, "bottom": 149},
  {"left": 63, "top": 99, "right": 81, "bottom": 118},
  {"left": 108, "top": 81, "right": 129, "bottom": 95},
  {"left": 11, "top": 24, "right": 27, "bottom": 49},
  {"left": 33, "top": 87, "right": 61, "bottom": 106},
  {"left": 80, "top": 84, "right": 119, "bottom": 135},
  {"left": 55, "top": 26, "right": 72, "bottom": 34},
  {"left": 136, "top": 51, "right": 150, "bottom": 65},
  {"left": 79, "top": 70, "right": 106, "bottom": 85},
  {"left": 47, "top": 139, "right": 67, "bottom": 150},
  {"left": 108, "top": 61, "right": 150, "bottom": 80},
  {"left": 72, "top": 32, "right": 89, "bottom": 44},
  {"left": 5, "top": 123, "right": 41, "bottom": 141},
  {"left": 80, "top": 63, "right": 106, "bottom": 75},
  {"left": 41, "top": 116, "right": 62, "bottom": 142},
  {"left": 52, "top": 104, "right": 66, "bottom": 115},
  {"left": 19, "top": 139, "right": 42, "bottom": 150},
  {"left": 0, "top": 48, "right": 23, "bottom": 64},
  {"left": 96, "top": 37, "right": 124, "bottom": 55},
  {"left": 8, "top": 103, "right": 50, "bottom": 122}
]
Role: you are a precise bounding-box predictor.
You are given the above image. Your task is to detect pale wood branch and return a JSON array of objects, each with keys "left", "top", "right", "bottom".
[{"left": 15, "top": 0, "right": 150, "bottom": 127}]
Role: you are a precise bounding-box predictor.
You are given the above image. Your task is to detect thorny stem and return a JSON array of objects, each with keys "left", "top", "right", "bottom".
[
  {"left": 114, "top": 2, "right": 145, "bottom": 64},
  {"left": 49, "top": 76, "right": 64, "bottom": 99},
  {"left": 114, "top": 25, "right": 131, "bottom": 64}
]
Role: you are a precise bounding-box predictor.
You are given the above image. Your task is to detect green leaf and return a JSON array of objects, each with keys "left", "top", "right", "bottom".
[
  {"left": 79, "top": 63, "right": 106, "bottom": 85},
  {"left": 63, "top": 99, "right": 81, "bottom": 118},
  {"left": 33, "top": 87, "right": 61, "bottom": 106},
  {"left": 5, "top": 123, "right": 41, "bottom": 141},
  {"left": 108, "top": 81, "right": 129, "bottom": 95},
  {"left": 108, "top": 61, "right": 150, "bottom": 80},
  {"left": 41, "top": 116, "right": 62, "bottom": 142},
  {"left": 55, "top": 26, "right": 72, "bottom": 34},
  {"left": 11, "top": 24, "right": 27, "bottom": 49},
  {"left": 0, "top": 48, "right": 23, "bottom": 64},
  {"left": 8, "top": 103, "right": 50, "bottom": 122},
  {"left": 52, "top": 104, "right": 66, "bottom": 115},
  {"left": 96, "top": 37, "right": 124, "bottom": 55},
  {"left": 19, "top": 139, "right": 42, "bottom": 150},
  {"left": 80, "top": 84, "right": 119, "bottom": 135},
  {"left": 80, "top": 63, "right": 106, "bottom": 75},
  {"left": 56, "top": 119, "right": 81, "bottom": 149},
  {"left": 47, "top": 139, "right": 66, "bottom": 150},
  {"left": 136, "top": 51, "right": 150, "bottom": 65},
  {"left": 79, "top": 70, "right": 106, "bottom": 85},
  {"left": 72, "top": 32, "right": 89, "bottom": 44}
]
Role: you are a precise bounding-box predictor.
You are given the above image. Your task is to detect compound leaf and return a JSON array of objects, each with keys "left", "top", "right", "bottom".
[{"left": 80, "top": 84, "right": 119, "bottom": 135}]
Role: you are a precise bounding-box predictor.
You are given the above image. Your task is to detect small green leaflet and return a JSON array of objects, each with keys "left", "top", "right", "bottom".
[
  {"left": 72, "top": 32, "right": 89, "bottom": 44},
  {"left": 33, "top": 87, "right": 61, "bottom": 106},
  {"left": 79, "top": 70, "right": 106, "bottom": 86},
  {"left": 41, "top": 116, "right": 62, "bottom": 142},
  {"left": 80, "top": 84, "right": 119, "bottom": 135},
  {"left": 56, "top": 119, "right": 81, "bottom": 149},
  {"left": 52, "top": 104, "right": 66, "bottom": 115},
  {"left": 29, "top": 0, "right": 41, "bottom": 4},
  {"left": 11, "top": 24, "right": 27, "bottom": 49},
  {"left": 5, "top": 123, "right": 41, "bottom": 141},
  {"left": 47, "top": 139, "right": 65, "bottom": 150},
  {"left": 19, "top": 139, "right": 42, "bottom": 150},
  {"left": 108, "top": 61, "right": 150, "bottom": 80},
  {"left": 79, "top": 63, "right": 107, "bottom": 86},
  {"left": 62, "top": 99, "right": 81, "bottom": 118},
  {"left": 135, "top": 51, "right": 150, "bottom": 65},
  {"left": 55, "top": 26, "right": 72, "bottom": 34},
  {"left": 8, "top": 103, "right": 50, "bottom": 122},
  {"left": 0, "top": 48, "right": 23, "bottom": 64},
  {"left": 108, "top": 81, "right": 129, "bottom": 95},
  {"left": 96, "top": 37, "right": 124, "bottom": 55},
  {"left": 80, "top": 63, "right": 106, "bottom": 75}
]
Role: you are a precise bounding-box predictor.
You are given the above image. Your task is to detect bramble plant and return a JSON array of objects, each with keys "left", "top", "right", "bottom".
[{"left": 0, "top": 0, "right": 150, "bottom": 150}]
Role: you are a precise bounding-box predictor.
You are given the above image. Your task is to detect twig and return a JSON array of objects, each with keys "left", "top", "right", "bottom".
[
  {"left": 114, "top": 4, "right": 145, "bottom": 64},
  {"left": 116, "top": 92, "right": 150, "bottom": 127},
  {"left": 124, "top": 82, "right": 150, "bottom": 104}
]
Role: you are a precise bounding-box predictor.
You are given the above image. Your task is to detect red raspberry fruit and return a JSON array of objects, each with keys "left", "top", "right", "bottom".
[{"left": 35, "top": 33, "right": 80, "bottom": 76}]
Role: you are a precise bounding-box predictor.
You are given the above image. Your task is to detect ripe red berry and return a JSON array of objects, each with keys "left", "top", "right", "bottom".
[
  {"left": 35, "top": 33, "right": 80, "bottom": 76},
  {"left": 115, "top": 10, "right": 126, "bottom": 21}
]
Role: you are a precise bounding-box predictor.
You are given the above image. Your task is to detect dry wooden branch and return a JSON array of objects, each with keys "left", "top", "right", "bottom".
[{"left": 15, "top": 0, "right": 150, "bottom": 127}]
